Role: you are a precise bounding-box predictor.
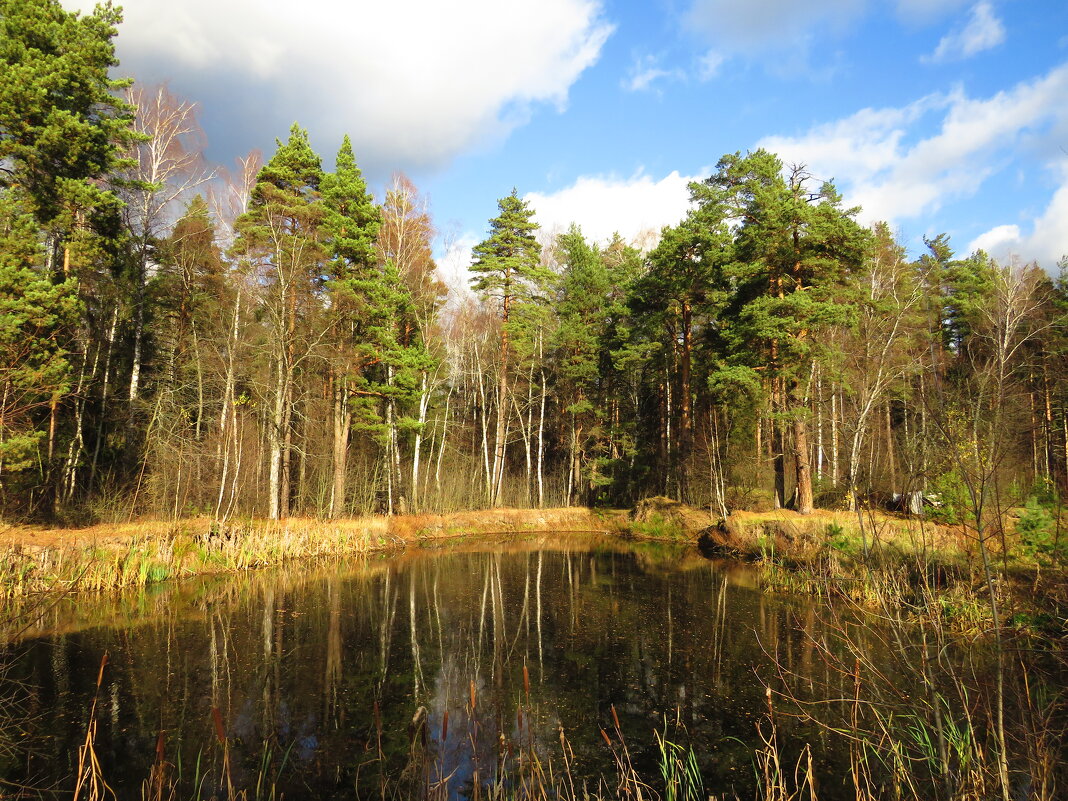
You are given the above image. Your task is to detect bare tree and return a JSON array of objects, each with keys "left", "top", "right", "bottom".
[{"left": 119, "top": 83, "right": 213, "bottom": 401}]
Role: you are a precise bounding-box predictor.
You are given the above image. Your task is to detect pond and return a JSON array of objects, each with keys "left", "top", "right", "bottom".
[{"left": 0, "top": 535, "right": 1048, "bottom": 800}]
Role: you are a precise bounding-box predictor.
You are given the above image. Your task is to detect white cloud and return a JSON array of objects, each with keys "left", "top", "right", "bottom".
[
  {"left": 623, "top": 55, "right": 685, "bottom": 92},
  {"left": 967, "top": 167, "right": 1068, "bottom": 268},
  {"left": 437, "top": 234, "right": 480, "bottom": 297},
  {"left": 696, "top": 50, "right": 726, "bottom": 81},
  {"left": 81, "top": 0, "right": 612, "bottom": 170},
  {"left": 968, "top": 224, "right": 1021, "bottom": 254},
  {"left": 756, "top": 62, "right": 1068, "bottom": 266},
  {"left": 524, "top": 170, "right": 698, "bottom": 247},
  {"left": 682, "top": 0, "right": 974, "bottom": 69},
  {"left": 924, "top": 1, "right": 1006, "bottom": 63}
]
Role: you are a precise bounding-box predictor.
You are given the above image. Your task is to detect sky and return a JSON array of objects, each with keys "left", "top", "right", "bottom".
[{"left": 74, "top": 0, "right": 1068, "bottom": 285}]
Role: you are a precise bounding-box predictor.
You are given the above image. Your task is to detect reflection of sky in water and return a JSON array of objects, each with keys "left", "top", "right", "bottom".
[{"left": 0, "top": 538, "right": 915, "bottom": 800}]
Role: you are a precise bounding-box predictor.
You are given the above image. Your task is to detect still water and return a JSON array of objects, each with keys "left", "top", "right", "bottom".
[{"left": 0, "top": 536, "right": 917, "bottom": 799}]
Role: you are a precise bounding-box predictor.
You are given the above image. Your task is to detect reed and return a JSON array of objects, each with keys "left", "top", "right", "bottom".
[
  {"left": 72, "top": 653, "right": 113, "bottom": 801},
  {"left": 0, "top": 508, "right": 622, "bottom": 598}
]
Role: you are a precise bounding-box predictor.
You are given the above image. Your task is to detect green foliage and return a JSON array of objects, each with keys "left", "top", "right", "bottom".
[
  {"left": 656, "top": 721, "right": 704, "bottom": 801},
  {"left": 1017, "top": 496, "right": 1063, "bottom": 562},
  {"left": 321, "top": 135, "right": 380, "bottom": 280},
  {"left": 630, "top": 513, "right": 685, "bottom": 540},
  {"left": 1027, "top": 476, "right": 1059, "bottom": 507},
  {"left": 825, "top": 522, "right": 855, "bottom": 554},
  {"left": 469, "top": 189, "right": 546, "bottom": 304},
  {"left": 927, "top": 470, "right": 971, "bottom": 526},
  {"left": 0, "top": 189, "right": 78, "bottom": 476},
  {"left": 710, "top": 149, "right": 869, "bottom": 382},
  {"left": 0, "top": 0, "right": 136, "bottom": 236}
]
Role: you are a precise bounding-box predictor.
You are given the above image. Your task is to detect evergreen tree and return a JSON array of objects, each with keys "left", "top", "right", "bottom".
[
  {"left": 0, "top": 0, "right": 136, "bottom": 256},
  {"left": 321, "top": 136, "right": 380, "bottom": 516},
  {"left": 553, "top": 226, "right": 611, "bottom": 503},
  {"left": 0, "top": 188, "right": 77, "bottom": 511},
  {"left": 638, "top": 182, "right": 733, "bottom": 501},
  {"left": 232, "top": 124, "right": 325, "bottom": 519},
  {"left": 0, "top": 0, "right": 139, "bottom": 513},
  {"left": 157, "top": 195, "right": 227, "bottom": 402},
  {"left": 711, "top": 150, "right": 870, "bottom": 513},
  {"left": 469, "top": 190, "right": 549, "bottom": 505}
]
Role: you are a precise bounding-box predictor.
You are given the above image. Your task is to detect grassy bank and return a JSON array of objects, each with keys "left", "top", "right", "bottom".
[
  {"left": 2, "top": 501, "right": 1065, "bottom": 634},
  {"left": 0, "top": 507, "right": 628, "bottom": 598},
  {"left": 699, "top": 507, "right": 1067, "bottom": 633}
]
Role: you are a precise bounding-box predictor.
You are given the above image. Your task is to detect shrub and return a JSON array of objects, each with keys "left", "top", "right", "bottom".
[
  {"left": 1017, "top": 496, "right": 1064, "bottom": 563},
  {"left": 927, "top": 470, "right": 971, "bottom": 526}
]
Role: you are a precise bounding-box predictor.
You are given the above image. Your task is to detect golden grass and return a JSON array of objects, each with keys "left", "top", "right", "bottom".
[{"left": 0, "top": 507, "right": 623, "bottom": 598}]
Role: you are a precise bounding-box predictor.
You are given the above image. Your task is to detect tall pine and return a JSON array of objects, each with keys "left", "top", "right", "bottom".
[
  {"left": 469, "top": 190, "right": 548, "bottom": 505},
  {"left": 232, "top": 124, "right": 325, "bottom": 519},
  {"left": 712, "top": 150, "right": 869, "bottom": 513}
]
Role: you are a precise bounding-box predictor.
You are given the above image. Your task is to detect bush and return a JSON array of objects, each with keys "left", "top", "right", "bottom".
[
  {"left": 927, "top": 470, "right": 971, "bottom": 526},
  {"left": 825, "top": 522, "right": 854, "bottom": 553},
  {"left": 1017, "top": 496, "right": 1064, "bottom": 563}
]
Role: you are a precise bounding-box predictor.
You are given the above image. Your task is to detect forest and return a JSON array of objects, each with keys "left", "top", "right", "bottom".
[{"left": 1, "top": 0, "right": 1066, "bottom": 537}]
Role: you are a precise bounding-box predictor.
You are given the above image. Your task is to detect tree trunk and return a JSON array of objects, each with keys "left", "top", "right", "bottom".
[
  {"left": 493, "top": 345, "right": 508, "bottom": 507},
  {"left": 215, "top": 289, "right": 241, "bottom": 522},
  {"left": 537, "top": 368, "right": 546, "bottom": 508},
  {"left": 772, "top": 379, "right": 786, "bottom": 509},
  {"left": 411, "top": 371, "right": 430, "bottom": 512},
  {"left": 815, "top": 368, "right": 824, "bottom": 483},
  {"left": 268, "top": 357, "right": 287, "bottom": 520},
  {"left": 434, "top": 385, "right": 452, "bottom": 502},
  {"left": 128, "top": 249, "right": 146, "bottom": 401},
  {"left": 88, "top": 305, "right": 120, "bottom": 495},
  {"left": 791, "top": 407, "right": 814, "bottom": 515},
  {"left": 331, "top": 373, "right": 350, "bottom": 518}
]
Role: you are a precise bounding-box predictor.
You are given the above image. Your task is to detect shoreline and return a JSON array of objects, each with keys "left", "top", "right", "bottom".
[
  {"left": 0, "top": 507, "right": 637, "bottom": 596},
  {"left": 2, "top": 504, "right": 1063, "bottom": 635}
]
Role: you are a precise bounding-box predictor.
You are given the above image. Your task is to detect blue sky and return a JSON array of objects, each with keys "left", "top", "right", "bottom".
[{"left": 76, "top": 0, "right": 1068, "bottom": 284}]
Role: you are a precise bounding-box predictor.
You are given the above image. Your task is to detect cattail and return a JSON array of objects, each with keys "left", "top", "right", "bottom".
[
  {"left": 523, "top": 664, "right": 530, "bottom": 697},
  {"left": 470, "top": 679, "right": 477, "bottom": 712},
  {"left": 610, "top": 704, "right": 620, "bottom": 732},
  {"left": 600, "top": 728, "right": 612, "bottom": 747},
  {"left": 442, "top": 709, "right": 449, "bottom": 742},
  {"left": 211, "top": 707, "right": 226, "bottom": 745}
]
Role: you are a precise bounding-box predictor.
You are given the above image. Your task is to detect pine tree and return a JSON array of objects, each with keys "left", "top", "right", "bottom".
[
  {"left": 0, "top": 188, "right": 77, "bottom": 510},
  {"left": 0, "top": 0, "right": 136, "bottom": 257},
  {"left": 0, "top": 0, "right": 141, "bottom": 511},
  {"left": 711, "top": 150, "right": 870, "bottom": 513},
  {"left": 232, "top": 124, "right": 325, "bottom": 519},
  {"left": 469, "top": 190, "right": 549, "bottom": 505},
  {"left": 553, "top": 226, "right": 616, "bottom": 504},
  {"left": 639, "top": 182, "right": 733, "bottom": 501},
  {"left": 321, "top": 136, "right": 380, "bottom": 516}
]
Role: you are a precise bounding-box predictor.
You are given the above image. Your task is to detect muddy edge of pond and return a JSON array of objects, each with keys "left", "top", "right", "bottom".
[{"left": 1, "top": 499, "right": 1064, "bottom": 630}]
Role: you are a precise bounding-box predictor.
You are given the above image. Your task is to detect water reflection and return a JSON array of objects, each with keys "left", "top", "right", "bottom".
[{"left": 0, "top": 537, "right": 910, "bottom": 799}]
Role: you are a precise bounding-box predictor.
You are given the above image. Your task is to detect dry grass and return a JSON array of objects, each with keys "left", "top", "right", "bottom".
[{"left": 0, "top": 508, "right": 625, "bottom": 597}]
